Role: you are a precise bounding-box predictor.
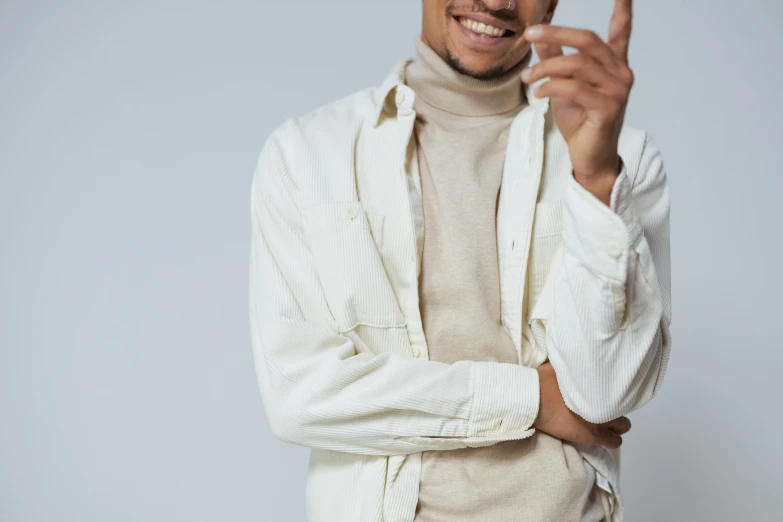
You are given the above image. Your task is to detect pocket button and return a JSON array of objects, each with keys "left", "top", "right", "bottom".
[
  {"left": 607, "top": 240, "right": 622, "bottom": 258},
  {"left": 346, "top": 206, "right": 358, "bottom": 220}
]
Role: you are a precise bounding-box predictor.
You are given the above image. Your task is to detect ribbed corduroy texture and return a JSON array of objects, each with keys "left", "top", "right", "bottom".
[{"left": 248, "top": 57, "right": 672, "bottom": 522}]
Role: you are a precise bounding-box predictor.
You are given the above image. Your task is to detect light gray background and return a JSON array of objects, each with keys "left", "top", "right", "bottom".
[{"left": 2, "top": 1, "right": 781, "bottom": 521}]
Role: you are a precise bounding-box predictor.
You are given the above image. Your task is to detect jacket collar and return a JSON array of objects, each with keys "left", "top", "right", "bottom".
[{"left": 371, "top": 54, "right": 551, "bottom": 128}]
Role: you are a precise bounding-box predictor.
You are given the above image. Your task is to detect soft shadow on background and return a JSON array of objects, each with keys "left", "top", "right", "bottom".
[{"left": 2, "top": 1, "right": 782, "bottom": 521}]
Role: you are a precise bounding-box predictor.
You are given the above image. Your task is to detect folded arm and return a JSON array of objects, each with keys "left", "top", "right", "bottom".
[
  {"left": 546, "top": 133, "right": 673, "bottom": 424},
  {"left": 249, "top": 127, "right": 541, "bottom": 456}
]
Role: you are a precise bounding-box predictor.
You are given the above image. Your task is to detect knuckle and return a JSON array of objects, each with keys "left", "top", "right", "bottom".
[
  {"left": 621, "top": 66, "right": 635, "bottom": 87},
  {"left": 575, "top": 54, "right": 592, "bottom": 69}
]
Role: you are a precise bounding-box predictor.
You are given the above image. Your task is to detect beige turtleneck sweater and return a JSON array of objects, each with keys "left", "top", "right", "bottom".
[{"left": 407, "top": 34, "right": 612, "bottom": 522}]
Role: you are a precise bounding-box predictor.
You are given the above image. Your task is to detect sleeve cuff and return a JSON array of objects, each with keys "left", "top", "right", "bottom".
[
  {"left": 563, "top": 160, "right": 643, "bottom": 282},
  {"left": 467, "top": 362, "right": 540, "bottom": 439}
]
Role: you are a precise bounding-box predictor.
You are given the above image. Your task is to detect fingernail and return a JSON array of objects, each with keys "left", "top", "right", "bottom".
[
  {"left": 521, "top": 67, "right": 532, "bottom": 80},
  {"left": 526, "top": 25, "right": 544, "bottom": 38}
]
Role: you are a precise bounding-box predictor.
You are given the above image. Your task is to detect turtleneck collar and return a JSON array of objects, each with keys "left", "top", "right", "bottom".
[{"left": 404, "top": 33, "right": 531, "bottom": 117}]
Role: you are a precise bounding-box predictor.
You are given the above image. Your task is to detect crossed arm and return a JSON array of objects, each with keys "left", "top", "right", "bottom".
[{"left": 248, "top": 127, "right": 671, "bottom": 456}]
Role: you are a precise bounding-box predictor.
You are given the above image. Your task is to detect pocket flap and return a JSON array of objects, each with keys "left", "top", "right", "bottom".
[{"left": 529, "top": 243, "right": 562, "bottom": 322}]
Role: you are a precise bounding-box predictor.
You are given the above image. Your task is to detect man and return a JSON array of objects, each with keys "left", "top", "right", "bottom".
[{"left": 248, "top": 0, "right": 672, "bottom": 520}]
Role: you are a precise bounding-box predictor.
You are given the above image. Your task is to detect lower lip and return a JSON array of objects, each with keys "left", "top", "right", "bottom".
[{"left": 452, "top": 16, "right": 512, "bottom": 47}]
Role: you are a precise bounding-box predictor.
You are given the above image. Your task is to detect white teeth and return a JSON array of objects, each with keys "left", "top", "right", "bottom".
[{"left": 458, "top": 17, "right": 508, "bottom": 37}]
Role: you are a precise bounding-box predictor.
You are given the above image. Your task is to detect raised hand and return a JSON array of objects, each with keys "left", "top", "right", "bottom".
[
  {"left": 534, "top": 361, "right": 631, "bottom": 449},
  {"left": 520, "top": 0, "right": 634, "bottom": 195}
]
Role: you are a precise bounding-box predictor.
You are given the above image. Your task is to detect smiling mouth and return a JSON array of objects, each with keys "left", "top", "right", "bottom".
[{"left": 454, "top": 16, "right": 516, "bottom": 38}]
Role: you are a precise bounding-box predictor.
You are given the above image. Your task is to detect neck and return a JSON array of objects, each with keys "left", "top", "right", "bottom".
[{"left": 405, "top": 33, "right": 531, "bottom": 117}]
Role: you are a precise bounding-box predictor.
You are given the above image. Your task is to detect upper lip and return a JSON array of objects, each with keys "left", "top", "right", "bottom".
[{"left": 453, "top": 13, "right": 518, "bottom": 33}]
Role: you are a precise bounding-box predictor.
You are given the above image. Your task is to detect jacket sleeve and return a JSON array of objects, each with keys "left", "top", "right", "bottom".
[
  {"left": 546, "top": 132, "right": 673, "bottom": 424},
  {"left": 248, "top": 127, "right": 541, "bottom": 456}
]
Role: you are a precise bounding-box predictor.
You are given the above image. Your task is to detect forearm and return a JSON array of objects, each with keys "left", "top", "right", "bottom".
[{"left": 252, "top": 320, "right": 541, "bottom": 456}]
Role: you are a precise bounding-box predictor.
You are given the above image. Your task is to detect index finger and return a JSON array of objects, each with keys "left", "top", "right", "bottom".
[{"left": 608, "top": 0, "right": 633, "bottom": 63}]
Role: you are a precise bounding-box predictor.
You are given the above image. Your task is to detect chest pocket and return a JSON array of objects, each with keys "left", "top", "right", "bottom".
[
  {"left": 525, "top": 199, "right": 564, "bottom": 363},
  {"left": 302, "top": 201, "right": 406, "bottom": 333}
]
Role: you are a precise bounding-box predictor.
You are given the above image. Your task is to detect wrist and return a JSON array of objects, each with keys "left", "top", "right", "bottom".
[
  {"left": 572, "top": 157, "right": 622, "bottom": 206},
  {"left": 533, "top": 363, "right": 551, "bottom": 428},
  {"left": 572, "top": 152, "right": 622, "bottom": 179}
]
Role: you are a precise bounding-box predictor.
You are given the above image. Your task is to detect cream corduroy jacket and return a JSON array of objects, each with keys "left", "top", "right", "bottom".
[{"left": 248, "top": 56, "right": 672, "bottom": 522}]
